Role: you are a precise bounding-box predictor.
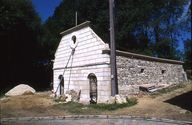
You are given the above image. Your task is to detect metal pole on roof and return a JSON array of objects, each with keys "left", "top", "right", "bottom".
[
  {"left": 75, "top": 11, "right": 77, "bottom": 26},
  {"left": 75, "top": 0, "right": 79, "bottom": 26},
  {"left": 109, "top": 0, "right": 118, "bottom": 96}
]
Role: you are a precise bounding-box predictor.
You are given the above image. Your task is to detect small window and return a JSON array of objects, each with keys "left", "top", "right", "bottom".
[
  {"left": 140, "top": 69, "right": 144, "bottom": 73},
  {"left": 69, "top": 33, "right": 78, "bottom": 50},
  {"left": 162, "top": 70, "right": 166, "bottom": 74},
  {"left": 58, "top": 75, "right": 63, "bottom": 80},
  {"left": 72, "top": 35, "right": 76, "bottom": 44}
]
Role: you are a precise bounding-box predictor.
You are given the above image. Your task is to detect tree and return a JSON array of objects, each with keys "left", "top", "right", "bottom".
[
  {"left": 42, "top": 0, "right": 189, "bottom": 59},
  {"left": 149, "top": 0, "right": 189, "bottom": 59},
  {"left": 184, "top": 39, "right": 192, "bottom": 69},
  {"left": 0, "top": 0, "right": 46, "bottom": 91}
]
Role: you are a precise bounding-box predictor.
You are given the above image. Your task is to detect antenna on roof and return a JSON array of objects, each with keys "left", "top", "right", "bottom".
[
  {"left": 75, "top": 11, "right": 77, "bottom": 26},
  {"left": 75, "top": 0, "right": 79, "bottom": 26}
]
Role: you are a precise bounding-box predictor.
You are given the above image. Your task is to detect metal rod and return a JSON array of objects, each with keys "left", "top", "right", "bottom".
[
  {"left": 109, "top": 0, "right": 118, "bottom": 96},
  {"left": 75, "top": 11, "right": 77, "bottom": 26}
]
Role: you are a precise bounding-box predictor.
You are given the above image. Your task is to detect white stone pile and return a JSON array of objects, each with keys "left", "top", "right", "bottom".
[
  {"left": 51, "top": 89, "right": 81, "bottom": 103},
  {"left": 107, "top": 95, "right": 128, "bottom": 104}
]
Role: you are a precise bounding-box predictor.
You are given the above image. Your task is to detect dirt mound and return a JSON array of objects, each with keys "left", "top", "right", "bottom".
[{"left": 5, "top": 84, "right": 36, "bottom": 96}]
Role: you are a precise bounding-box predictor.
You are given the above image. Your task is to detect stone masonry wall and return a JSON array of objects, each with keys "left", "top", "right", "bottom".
[
  {"left": 53, "top": 25, "right": 111, "bottom": 103},
  {"left": 54, "top": 64, "right": 111, "bottom": 104},
  {"left": 116, "top": 56, "right": 187, "bottom": 95}
]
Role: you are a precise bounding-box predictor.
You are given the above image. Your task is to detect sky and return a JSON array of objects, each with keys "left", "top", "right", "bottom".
[{"left": 32, "top": 0, "right": 62, "bottom": 22}]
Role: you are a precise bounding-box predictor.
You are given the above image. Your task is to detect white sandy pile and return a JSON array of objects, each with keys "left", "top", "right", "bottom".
[{"left": 5, "top": 84, "right": 36, "bottom": 96}]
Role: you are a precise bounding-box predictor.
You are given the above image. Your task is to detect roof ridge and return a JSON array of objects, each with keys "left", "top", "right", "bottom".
[
  {"left": 60, "top": 21, "right": 90, "bottom": 36},
  {"left": 102, "top": 49, "right": 184, "bottom": 64}
]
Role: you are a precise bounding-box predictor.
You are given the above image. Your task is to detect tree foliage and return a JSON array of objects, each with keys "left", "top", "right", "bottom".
[
  {"left": 0, "top": 0, "right": 50, "bottom": 90},
  {"left": 42, "top": 0, "right": 190, "bottom": 60},
  {"left": 184, "top": 39, "right": 192, "bottom": 69}
]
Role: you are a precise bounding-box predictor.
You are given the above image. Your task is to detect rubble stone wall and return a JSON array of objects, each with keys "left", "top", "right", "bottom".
[{"left": 116, "top": 56, "right": 187, "bottom": 95}]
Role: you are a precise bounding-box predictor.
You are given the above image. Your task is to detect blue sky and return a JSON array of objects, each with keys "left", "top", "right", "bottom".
[{"left": 32, "top": 0, "right": 62, "bottom": 22}]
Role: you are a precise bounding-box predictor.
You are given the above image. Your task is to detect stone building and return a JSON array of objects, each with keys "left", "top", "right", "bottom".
[{"left": 53, "top": 21, "right": 187, "bottom": 104}]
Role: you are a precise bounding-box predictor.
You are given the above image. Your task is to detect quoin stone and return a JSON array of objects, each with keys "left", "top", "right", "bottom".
[{"left": 53, "top": 21, "right": 187, "bottom": 104}]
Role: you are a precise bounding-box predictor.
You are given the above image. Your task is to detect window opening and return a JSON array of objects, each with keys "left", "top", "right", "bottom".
[
  {"left": 162, "top": 70, "right": 166, "bottom": 74},
  {"left": 140, "top": 69, "right": 144, "bottom": 73},
  {"left": 72, "top": 35, "right": 76, "bottom": 44}
]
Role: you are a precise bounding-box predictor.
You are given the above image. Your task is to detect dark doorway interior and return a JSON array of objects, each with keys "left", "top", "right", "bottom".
[
  {"left": 88, "top": 73, "right": 97, "bottom": 104},
  {"left": 58, "top": 75, "right": 64, "bottom": 95}
]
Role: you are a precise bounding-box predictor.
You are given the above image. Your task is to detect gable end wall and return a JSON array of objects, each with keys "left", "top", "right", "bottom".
[{"left": 53, "top": 26, "right": 111, "bottom": 103}]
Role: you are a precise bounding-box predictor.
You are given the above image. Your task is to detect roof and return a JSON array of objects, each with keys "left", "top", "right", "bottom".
[
  {"left": 60, "top": 21, "right": 91, "bottom": 36},
  {"left": 102, "top": 49, "right": 184, "bottom": 64}
]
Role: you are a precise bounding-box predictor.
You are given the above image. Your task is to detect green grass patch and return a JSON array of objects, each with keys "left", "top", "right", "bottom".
[
  {"left": 89, "top": 98, "right": 137, "bottom": 111},
  {"left": 53, "top": 98, "right": 137, "bottom": 114},
  {"left": 54, "top": 101, "right": 100, "bottom": 114},
  {"left": 54, "top": 101, "right": 86, "bottom": 114}
]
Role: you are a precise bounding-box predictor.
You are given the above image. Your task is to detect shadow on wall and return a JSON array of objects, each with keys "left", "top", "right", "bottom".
[{"left": 164, "top": 91, "right": 192, "bottom": 112}]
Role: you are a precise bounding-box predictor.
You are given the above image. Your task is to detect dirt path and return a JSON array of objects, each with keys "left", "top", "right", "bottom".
[
  {"left": 0, "top": 92, "right": 69, "bottom": 118},
  {"left": 1, "top": 83, "right": 192, "bottom": 121},
  {"left": 108, "top": 83, "right": 192, "bottom": 121}
]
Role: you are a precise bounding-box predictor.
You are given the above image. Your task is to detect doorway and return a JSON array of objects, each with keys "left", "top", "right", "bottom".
[
  {"left": 88, "top": 73, "right": 97, "bottom": 104},
  {"left": 58, "top": 75, "right": 64, "bottom": 95}
]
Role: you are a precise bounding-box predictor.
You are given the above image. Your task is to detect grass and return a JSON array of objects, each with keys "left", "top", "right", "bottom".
[
  {"left": 54, "top": 102, "right": 88, "bottom": 114},
  {"left": 53, "top": 98, "right": 137, "bottom": 114},
  {"left": 0, "top": 93, "right": 4, "bottom": 99},
  {"left": 0, "top": 88, "right": 9, "bottom": 99},
  {"left": 89, "top": 98, "right": 137, "bottom": 111},
  {"left": 151, "top": 83, "right": 186, "bottom": 98},
  {"left": 53, "top": 101, "right": 103, "bottom": 114}
]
